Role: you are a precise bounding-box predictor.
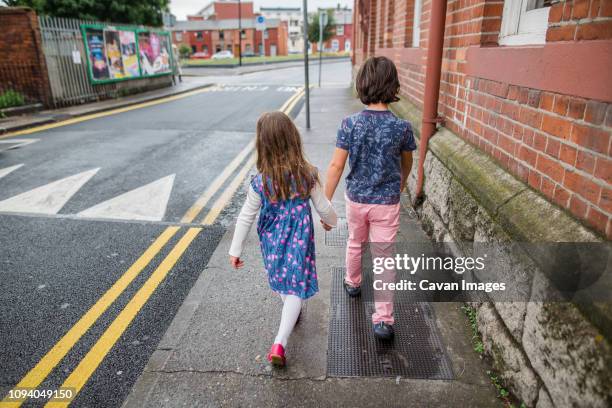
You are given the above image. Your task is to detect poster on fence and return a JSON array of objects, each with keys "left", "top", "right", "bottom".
[
  {"left": 85, "top": 28, "right": 109, "bottom": 81},
  {"left": 119, "top": 30, "right": 139, "bottom": 78},
  {"left": 138, "top": 31, "right": 171, "bottom": 76},
  {"left": 82, "top": 24, "right": 172, "bottom": 83},
  {"left": 104, "top": 29, "right": 125, "bottom": 79}
]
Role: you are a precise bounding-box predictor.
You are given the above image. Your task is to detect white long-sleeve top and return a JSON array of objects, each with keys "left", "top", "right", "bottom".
[{"left": 229, "top": 182, "right": 337, "bottom": 258}]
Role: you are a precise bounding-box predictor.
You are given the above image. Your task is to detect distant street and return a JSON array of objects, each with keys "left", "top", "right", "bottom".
[{"left": 0, "top": 62, "right": 351, "bottom": 407}]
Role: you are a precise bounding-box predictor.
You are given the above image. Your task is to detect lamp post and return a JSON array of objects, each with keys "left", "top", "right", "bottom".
[{"left": 303, "top": 0, "right": 310, "bottom": 129}]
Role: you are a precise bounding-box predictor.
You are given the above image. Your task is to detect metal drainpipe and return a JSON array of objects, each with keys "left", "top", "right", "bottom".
[{"left": 415, "top": 0, "right": 448, "bottom": 204}]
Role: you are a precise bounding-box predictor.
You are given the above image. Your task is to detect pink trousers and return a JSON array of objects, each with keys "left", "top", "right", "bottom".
[{"left": 345, "top": 196, "right": 400, "bottom": 324}]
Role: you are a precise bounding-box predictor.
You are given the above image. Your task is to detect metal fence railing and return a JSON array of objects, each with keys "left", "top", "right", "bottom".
[{"left": 38, "top": 15, "right": 122, "bottom": 107}]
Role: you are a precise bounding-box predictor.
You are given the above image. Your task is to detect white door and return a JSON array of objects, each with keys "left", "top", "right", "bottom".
[
  {"left": 344, "top": 40, "right": 351, "bottom": 52},
  {"left": 270, "top": 44, "right": 277, "bottom": 56}
]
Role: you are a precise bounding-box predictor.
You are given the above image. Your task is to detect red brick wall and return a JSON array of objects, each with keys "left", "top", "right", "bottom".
[
  {"left": 212, "top": 2, "right": 255, "bottom": 20},
  {"left": 547, "top": 0, "right": 612, "bottom": 41},
  {"left": 0, "top": 7, "right": 51, "bottom": 106},
  {"left": 354, "top": 0, "right": 612, "bottom": 238}
]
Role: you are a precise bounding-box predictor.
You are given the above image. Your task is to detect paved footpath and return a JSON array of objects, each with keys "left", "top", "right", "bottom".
[{"left": 122, "top": 86, "right": 500, "bottom": 408}]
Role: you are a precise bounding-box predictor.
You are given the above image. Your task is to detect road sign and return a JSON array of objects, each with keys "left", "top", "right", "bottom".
[{"left": 256, "top": 15, "right": 265, "bottom": 31}]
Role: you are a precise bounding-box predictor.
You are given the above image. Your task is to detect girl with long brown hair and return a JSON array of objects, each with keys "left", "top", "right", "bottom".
[{"left": 229, "top": 111, "right": 337, "bottom": 367}]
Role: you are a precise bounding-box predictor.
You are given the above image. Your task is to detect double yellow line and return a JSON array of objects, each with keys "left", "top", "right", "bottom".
[{"left": 1, "top": 87, "right": 304, "bottom": 408}]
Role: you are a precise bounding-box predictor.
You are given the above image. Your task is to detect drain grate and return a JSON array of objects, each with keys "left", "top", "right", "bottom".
[
  {"left": 325, "top": 217, "right": 348, "bottom": 247},
  {"left": 327, "top": 267, "right": 454, "bottom": 379}
]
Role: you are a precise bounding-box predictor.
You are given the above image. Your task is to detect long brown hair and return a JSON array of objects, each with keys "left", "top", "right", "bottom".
[{"left": 255, "top": 111, "right": 318, "bottom": 201}]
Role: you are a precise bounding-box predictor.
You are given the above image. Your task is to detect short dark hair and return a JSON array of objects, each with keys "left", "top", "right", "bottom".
[{"left": 355, "top": 56, "right": 400, "bottom": 105}]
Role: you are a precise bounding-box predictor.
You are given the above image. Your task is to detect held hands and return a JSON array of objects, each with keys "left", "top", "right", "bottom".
[
  {"left": 229, "top": 256, "right": 244, "bottom": 269},
  {"left": 320, "top": 220, "right": 333, "bottom": 231}
]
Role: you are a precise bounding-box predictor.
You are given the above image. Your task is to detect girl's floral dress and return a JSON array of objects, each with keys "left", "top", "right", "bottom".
[{"left": 251, "top": 174, "right": 318, "bottom": 299}]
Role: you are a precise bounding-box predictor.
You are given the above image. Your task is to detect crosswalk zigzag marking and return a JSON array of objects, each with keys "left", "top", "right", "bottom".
[
  {"left": 76, "top": 174, "right": 175, "bottom": 222},
  {"left": 0, "top": 168, "right": 100, "bottom": 214}
]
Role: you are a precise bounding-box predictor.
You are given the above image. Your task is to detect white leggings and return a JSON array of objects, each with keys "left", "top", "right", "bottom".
[{"left": 274, "top": 294, "right": 303, "bottom": 347}]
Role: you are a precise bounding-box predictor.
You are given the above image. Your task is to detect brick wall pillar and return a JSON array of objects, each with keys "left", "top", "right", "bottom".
[{"left": 0, "top": 7, "right": 52, "bottom": 107}]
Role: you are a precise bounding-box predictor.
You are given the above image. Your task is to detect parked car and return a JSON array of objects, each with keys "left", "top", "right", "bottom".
[
  {"left": 190, "top": 52, "right": 210, "bottom": 59},
  {"left": 212, "top": 50, "right": 234, "bottom": 59}
]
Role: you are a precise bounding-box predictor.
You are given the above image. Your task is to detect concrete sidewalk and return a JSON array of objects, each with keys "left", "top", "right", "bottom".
[
  {"left": 0, "top": 77, "right": 213, "bottom": 135},
  {"left": 122, "top": 87, "right": 500, "bottom": 407}
]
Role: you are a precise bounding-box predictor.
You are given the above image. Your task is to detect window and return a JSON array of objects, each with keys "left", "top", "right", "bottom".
[
  {"left": 336, "top": 25, "right": 344, "bottom": 36},
  {"left": 412, "top": 0, "right": 422, "bottom": 47},
  {"left": 196, "top": 31, "right": 203, "bottom": 40},
  {"left": 499, "top": 0, "right": 552, "bottom": 45},
  {"left": 219, "top": 30, "right": 224, "bottom": 40},
  {"left": 191, "top": 45, "right": 197, "bottom": 53},
  {"left": 175, "top": 32, "right": 182, "bottom": 41},
  {"left": 241, "top": 29, "right": 246, "bottom": 39},
  {"left": 264, "top": 29, "right": 269, "bottom": 40},
  {"left": 203, "top": 45, "right": 208, "bottom": 54},
  {"left": 331, "top": 39, "right": 339, "bottom": 52}
]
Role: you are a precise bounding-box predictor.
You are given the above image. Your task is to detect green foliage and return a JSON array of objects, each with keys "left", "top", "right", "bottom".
[
  {"left": 461, "top": 305, "right": 484, "bottom": 354},
  {"left": 0, "top": 90, "right": 25, "bottom": 109},
  {"left": 308, "top": 10, "right": 336, "bottom": 44},
  {"left": 178, "top": 44, "right": 191, "bottom": 59},
  {"left": 2, "top": 0, "right": 170, "bottom": 26}
]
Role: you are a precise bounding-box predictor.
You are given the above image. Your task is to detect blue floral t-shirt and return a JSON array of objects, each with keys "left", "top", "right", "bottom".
[{"left": 336, "top": 109, "right": 417, "bottom": 205}]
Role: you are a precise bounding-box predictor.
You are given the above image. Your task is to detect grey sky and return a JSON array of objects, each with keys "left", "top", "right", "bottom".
[{"left": 170, "top": 0, "right": 353, "bottom": 20}]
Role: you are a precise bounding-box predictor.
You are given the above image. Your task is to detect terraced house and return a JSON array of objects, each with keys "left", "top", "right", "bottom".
[{"left": 352, "top": 0, "right": 611, "bottom": 406}]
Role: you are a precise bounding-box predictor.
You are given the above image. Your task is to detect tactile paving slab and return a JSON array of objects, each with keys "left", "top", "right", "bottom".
[
  {"left": 324, "top": 217, "right": 348, "bottom": 247},
  {"left": 327, "top": 267, "right": 454, "bottom": 379}
]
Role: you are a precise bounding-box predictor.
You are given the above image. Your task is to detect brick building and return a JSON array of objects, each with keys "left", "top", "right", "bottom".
[
  {"left": 353, "top": 0, "right": 611, "bottom": 238},
  {"left": 171, "top": 19, "right": 287, "bottom": 57},
  {"left": 312, "top": 7, "right": 354, "bottom": 53},
  {"left": 170, "top": 1, "right": 288, "bottom": 57},
  {"left": 352, "top": 1, "right": 611, "bottom": 407}
]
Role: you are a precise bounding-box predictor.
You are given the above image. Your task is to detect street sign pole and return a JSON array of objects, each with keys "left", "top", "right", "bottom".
[
  {"left": 302, "top": 0, "right": 310, "bottom": 129},
  {"left": 238, "top": 0, "right": 242, "bottom": 66},
  {"left": 318, "top": 11, "right": 326, "bottom": 88}
]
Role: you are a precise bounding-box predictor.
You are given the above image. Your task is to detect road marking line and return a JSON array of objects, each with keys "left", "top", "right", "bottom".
[
  {"left": 0, "top": 164, "right": 24, "bottom": 180},
  {"left": 201, "top": 154, "right": 256, "bottom": 225},
  {"left": 0, "top": 227, "right": 179, "bottom": 408},
  {"left": 0, "top": 168, "right": 100, "bottom": 215},
  {"left": 0, "top": 86, "right": 303, "bottom": 407},
  {"left": 279, "top": 86, "right": 304, "bottom": 112},
  {"left": 0, "top": 87, "right": 214, "bottom": 140},
  {"left": 0, "top": 139, "right": 40, "bottom": 152},
  {"left": 44, "top": 227, "right": 202, "bottom": 408},
  {"left": 77, "top": 174, "right": 175, "bottom": 222},
  {"left": 283, "top": 89, "right": 305, "bottom": 115},
  {"left": 180, "top": 140, "right": 254, "bottom": 224}
]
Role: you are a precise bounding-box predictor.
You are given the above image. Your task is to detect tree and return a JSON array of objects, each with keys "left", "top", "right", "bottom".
[
  {"left": 1, "top": 0, "right": 170, "bottom": 27},
  {"left": 308, "top": 10, "right": 335, "bottom": 45},
  {"left": 178, "top": 44, "right": 191, "bottom": 59}
]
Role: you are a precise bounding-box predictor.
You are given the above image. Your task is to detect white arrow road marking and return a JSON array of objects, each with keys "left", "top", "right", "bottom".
[
  {"left": 0, "top": 168, "right": 99, "bottom": 214},
  {"left": 77, "top": 175, "right": 175, "bottom": 222},
  {"left": 0, "top": 139, "right": 40, "bottom": 153},
  {"left": 0, "top": 163, "right": 24, "bottom": 180}
]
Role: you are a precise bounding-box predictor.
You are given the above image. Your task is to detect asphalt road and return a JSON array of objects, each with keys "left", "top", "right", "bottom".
[{"left": 0, "top": 61, "right": 351, "bottom": 408}]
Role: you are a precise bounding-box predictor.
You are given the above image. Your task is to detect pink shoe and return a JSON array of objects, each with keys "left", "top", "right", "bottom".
[{"left": 267, "top": 343, "right": 286, "bottom": 367}]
